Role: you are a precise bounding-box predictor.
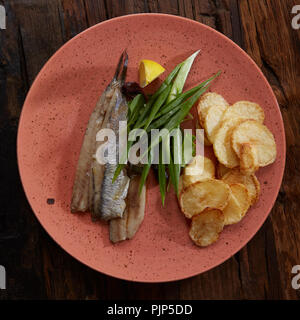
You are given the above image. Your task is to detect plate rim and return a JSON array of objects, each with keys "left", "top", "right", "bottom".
[{"left": 17, "top": 13, "right": 286, "bottom": 283}]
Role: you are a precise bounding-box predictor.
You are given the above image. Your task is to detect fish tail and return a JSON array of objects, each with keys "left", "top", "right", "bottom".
[{"left": 113, "top": 50, "right": 128, "bottom": 84}]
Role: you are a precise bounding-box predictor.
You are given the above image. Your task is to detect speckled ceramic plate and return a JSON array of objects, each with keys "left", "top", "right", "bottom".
[{"left": 17, "top": 14, "right": 285, "bottom": 282}]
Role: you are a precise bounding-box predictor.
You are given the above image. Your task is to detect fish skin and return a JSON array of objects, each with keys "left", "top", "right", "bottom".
[
  {"left": 70, "top": 85, "right": 114, "bottom": 213},
  {"left": 109, "top": 208, "right": 128, "bottom": 243},
  {"left": 90, "top": 86, "right": 120, "bottom": 220},
  {"left": 71, "top": 51, "right": 130, "bottom": 220},
  {"left": 109, "top": 175, "right": 146, "bottom": 243},
  {"left": 126, "top": 175, "right": 146, "bottom": 239},
  {"left": 99, "top": 83, "right": 130, "bottom": 220}
]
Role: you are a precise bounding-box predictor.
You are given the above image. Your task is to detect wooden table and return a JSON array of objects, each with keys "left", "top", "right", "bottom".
[{"left": 0, "top": 0, "right": 299, "bottom": 300}]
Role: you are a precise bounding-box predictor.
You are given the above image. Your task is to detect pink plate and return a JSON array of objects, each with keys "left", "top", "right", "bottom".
[{"left": 17, "top": 14, "right": 285, "bottom": 282}]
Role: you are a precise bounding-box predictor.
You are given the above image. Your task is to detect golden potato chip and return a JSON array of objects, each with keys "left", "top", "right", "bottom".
[
  {"left": 230, "top": 183, "right": 251, "bottom": 213},
  {"left": 223, "top": 191, "right": 243, "bottom": 225},
  {"left": 179, "top": 179, "right": 230, "bottom": 218},
  {"left": 196, "top": 120, "right": 212, "bottom": 146},
  {"left": 231, "top": 120, "right": 277, "bottom": 167},
  {"left": 223, "top": 183, "right": 250, "bottom": 225},
  {"left": 213, "top": 118, "right": 243, "bottom": 168},
  {"left": 222, "top": 101, "right": 265, "bottom": 123},
  {"left": 183, "top": 156, "right": 215, "bottom": 187},
  {"left": 216, "top": 162, "right": 231, "bottom": 179},
  {"left": 204, "top": 104, "right": 228, "bottom": 143},
  {"left": 222, "top": 168, "right": 260, "bottom": 205},
  {"left": 239, "top": 143, "right": 259, "bottom": 175},
  {"left": 189, "top": 208, "right": 224, "bottom": 247},
  {"left": 252, "top": 174, "right": 261, "bottom": 204},
  {"left": 197, "top": 92, "right": 229, "bottom": 126}
]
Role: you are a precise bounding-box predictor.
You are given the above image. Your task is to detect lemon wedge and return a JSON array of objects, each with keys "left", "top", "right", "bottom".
[{"left": 139, "top": 59, "right": 165, "bottom": 88}]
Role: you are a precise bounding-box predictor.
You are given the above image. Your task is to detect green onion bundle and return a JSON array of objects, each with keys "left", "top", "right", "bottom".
[{"left": 114, "top": 51, "right": 221, "bottom": 204}]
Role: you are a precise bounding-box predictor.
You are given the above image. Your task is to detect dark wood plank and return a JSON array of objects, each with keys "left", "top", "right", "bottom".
[
  {"left": 10, "top": 0, "right": 64, "bottom": 84},
  {"left": 178, "top": 0, "right": 194, "bottom": 19},
  {"left": 84, "top": 0, "right": 107, "bottom": 26},
  {"left": 238, "top": 0, "right": 300, "bottom": 300},
  {"left": 59, "top": 0, "right": 89, "bottom": 41},
  {"left": 105, "top": 0, "right": 146, "bottom": 18},
  {"left": 0, "top": 0, "right": 47, "bottom": 299},
  {"left": 193, "top": 0, "right": 216, "bottom": 29}
]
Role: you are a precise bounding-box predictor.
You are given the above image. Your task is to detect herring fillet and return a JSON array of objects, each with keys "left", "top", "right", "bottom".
[
  {"left": 127, "top": 175, "right": 146, "bottom": 239},
  {"left": 109, "top": 208, "right": 128, "bottom": 243},
  {"left": 109, "top": 175, "right": 147, "bottom": 243},
  {"left": 90, "top": 86, "right": 121, "bottom": 220},
  {"left": 99, "top": 87, "right": 130, "bottom": 220},
  {"left": 71, "top": 51, "right": 129, "bottom": 220},
  {"left": 70, "top": 87, "right": 113, "bottom": 212}
]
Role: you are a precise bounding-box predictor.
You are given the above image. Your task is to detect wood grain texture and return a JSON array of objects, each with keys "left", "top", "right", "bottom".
[{"left": 0, "top": 0, "right": 299, "bottom": 300}]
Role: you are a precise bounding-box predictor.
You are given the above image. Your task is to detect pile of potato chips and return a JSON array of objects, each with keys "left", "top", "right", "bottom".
[{"left": 179, "top": 93, "right": 277, "bottom": 247}]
